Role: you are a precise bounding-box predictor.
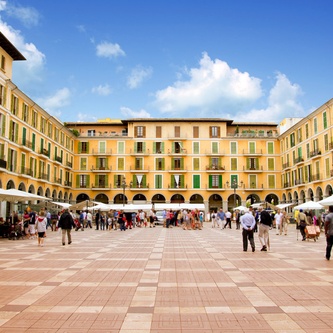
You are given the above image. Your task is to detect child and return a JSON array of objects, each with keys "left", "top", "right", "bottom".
[{"left": 35, "top": 210, "right": 47, "bottom": 247}]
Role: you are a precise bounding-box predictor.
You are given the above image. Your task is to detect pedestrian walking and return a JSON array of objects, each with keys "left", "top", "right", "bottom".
[
  {"left": 240, "top": 207, "right": 256, "bottom": 252},
  {"left": 258, "top": 208, "right": 273, "bottom": 251},
  {"left": 58, "top": 209, "right": 75, "bottom": 246},
  {"left": 35, "top": 210, "right": 47, "bottom": 247},
  {"left": 324, "top": 205, "right": 333, "bottom": 260}
]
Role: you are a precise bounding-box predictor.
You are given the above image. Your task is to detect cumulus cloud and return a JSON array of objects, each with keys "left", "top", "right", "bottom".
[
  {"left": 36, "top": 88, "right": 71, "bottom": 117},
  {"left": 4, "top": 3, "right": 40, "bottom": 27},
  {"left": 96, "top": 41, "right": 125, "bottom": 58},
  {"left": 120, "top": 106, "right": 151, "bottom": 118},
  {"left": 236, "top": 73, "right": 304, "bottom": 122},
  {"left": 91, "top": 84, "right": 112, "bottom": 96},
  {"left": 154, "top": 52, "right": 262, "bottom": 116},
  {"left": 127, "top": 65, "right": 153, "bottom": 89},
  {"left": 0, "top": 20, "right": 45, "bottom": 82}
]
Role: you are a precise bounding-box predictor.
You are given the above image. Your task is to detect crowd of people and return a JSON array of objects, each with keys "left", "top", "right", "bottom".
[{"left": 1, "top": 204, "right": 333, "bottom": 260}]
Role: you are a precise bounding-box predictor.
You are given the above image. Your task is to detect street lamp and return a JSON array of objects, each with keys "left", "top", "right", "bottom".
[{"left": 226, "top": 180, "right": 243, "bottom": 208}]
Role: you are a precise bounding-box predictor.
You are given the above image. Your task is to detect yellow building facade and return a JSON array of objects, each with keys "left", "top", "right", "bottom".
[{"left": 1, "top": 31, "right": 332, "bottom": 216}]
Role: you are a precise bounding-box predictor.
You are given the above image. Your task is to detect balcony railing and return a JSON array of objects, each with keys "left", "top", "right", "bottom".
[
  {"left": 242, "top": 149, "right": 263, "bottom": 155},
  {"left": 282, "top": 162, "right": 290, "bottom": 169},
  {"left": 21, "top": 139, "right": 33, "bottom": 149},
  {"left": 21, "top": 167, "right": 33, "bottom": 176},
  {"left": 54, "top": 156, "right": 62, "bottom": 163},
  {"left": 38, "top": 173, "right": 49, "bottom": 181},
  {"left": 66, "top": 161, "right": 72, "bottom": 168},
  {"left": 310, "top": 150, "right": 321, "bottom": 158},
  {"left": 206, "top": 165, "right": 225, "bottom": 171},
  {"left": 91, "top": 183, "right": 111, "bottom": 189},
  {"left": 294, "top": 157, "right": 304, "bottom": 164},
  {"left": 311, "top": 173, "right": 321, "bottom": 181},
  {"left": 168, "top": 184, "right": 188, "bottom": 189}
]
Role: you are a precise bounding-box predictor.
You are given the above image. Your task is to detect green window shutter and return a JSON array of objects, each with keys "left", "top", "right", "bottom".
[
  {"left": 134, "top": 142, "right": 137, "bottom": 153},
  {"left": 105, "top": 157, "right": 109, "bottom": 169},
  {"left": 180, "top": 158, "right": 184, "bottom": 169},
  {"left": 155, "top": 174, "right": 162, "bottom": 189},
  {"left": 193, "top": 142, "right": 199, "bottom": 154},
  {"left": 249, "top": 175, "right": 256, "bottom": 187},
  {"left": 7, "top": 148, "right": 11, "bottom": 170},
  {"left": 193, "top": 175, "right": 200, "bottom": 188},
  {"left": 218, "top": 175, "right": 222, "bottom": 188},
  {"left": 143, "top": 142, "right": 146, "bottom": 153},
  {"left": 153, "top": 142, "right": 156, "bottom": 153},
  {"left": 193, "top": 158, "right": 199, "bottom": 170},
  {"left": 41, "top": 138, "right": 44, "bottom": 150},
  {"left": 162, "top": 158, "right": 165, "bottom": 170},
  {"left": 161, "top": 142, "right": 164, "bottom": 153},
  {"left": 172, "top": 142, "right": 175, "bottom": 153},
  {"left": 230, "top": 142, "right": 237, "bottom": 154},
  {"left": 32, "top": 133, "right": 35, "bottom": 151},
  {"left": 212, "top": 142, "right": 218, "bottom": 154},
  {"left": 1, "top": 115, "right": 5, "bottom": 135},
  {"left": 96, "top": 157, "right": 100, "bottom": 168},
  {"left": 22, "top": 127, "right": 26, "bottom": 145},
  {"left": 114, "top": 175, "right": 118, "bottom": 187},
  {"left": 48, "top": 143, "right": 51, "bottom": 157},
  {"left": 78, "top": 142, "right": 82, "bottom": 153},
  {"left": 249, "top": 142, "right": 255, "bottom": 154},
  {"left": 171, "top": 158, "right": 175, "bottom": 169},
  {"left": 268, "top": 142, "right": 274, "bottom": 154},
  {"left": 76, "top": 175, "right": 80, "bottom": 187},
  {"left": 298, "top": 147, "right": 302, "bottom": 158},
  {"left": 142, "top": 175, "right": 147, "bottom": 187},
  {"left": 323, "top": 112, "right": 327, "bottom": 129},
  {"left": 246, "top": 158, "right": 250, "bottom": 169},
  {"left": 268, "top": 158, "right": 274, "bottom": 170},
  {"left": 231, "top": 158, "right": 237, "bottom": 170},
  {"left": 118, "top": 158, "right": 124, "bottom": 170},
  {"left": 268, "top": 175, "right": 275, "bottom": 188},
  {"left": 180, "top": 175, "right": 184, "bottom": 188},
  {"left": 21, "top": 153, "right": 25, "bottom": 173},
  {"left": 231, "top": 174, "right": 238, "bottom": 184},
  {"left": 209, "top": 175, "right": 212, "bottom": 188}
]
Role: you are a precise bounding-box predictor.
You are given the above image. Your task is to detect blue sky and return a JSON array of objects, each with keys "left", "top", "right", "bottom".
[{"left": 0, "top": 0, "right": 332, "bottom": 123}]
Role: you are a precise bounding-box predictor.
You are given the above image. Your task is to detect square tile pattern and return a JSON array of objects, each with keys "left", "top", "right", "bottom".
[{"left": 0, "top": 224, "right": 332, "bottom": 332}]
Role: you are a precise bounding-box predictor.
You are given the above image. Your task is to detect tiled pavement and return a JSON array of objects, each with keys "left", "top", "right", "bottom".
[{"left": 0, "top": 223, "right": 332, "bottom": 333}]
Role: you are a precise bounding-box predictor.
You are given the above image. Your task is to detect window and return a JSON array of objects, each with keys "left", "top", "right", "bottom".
[
  {"left": 32, "top": 110, "right": 38, "bottom": 128},
  {"left": 231, "top": 158, "right": 237, "bottom": 171},
  {"left": 323, "top": 111, "right": 327, "bottom": 129},
  {"left": 96, "top": 157, "right": 107, "bottom": 169},
  {"left": 209, "top": 175, "right": 222, "bottom": 188},
  {"left": 1, "top": 55, "right": 5, "bottom": 71},
  {"left": 306, "top": 143, "right": 310, "bottom": 159},
  {"left": 9, "top": 120, "right": 18, "bottom": 143},
  {"left": 99, "top": 141, "right": 106, "bottom": 154},
  {"left": 156, "top": 126, "right": 162, "bottom": 138},
  {"left": 267, "top": 142, "right": 274, "bottom": 154},
  {"left": 325, "top": 158, "right": 330, "bottom": 178},
  {"left": 268, "top": 158, "right": 274, "bottom": 171},
  {"left": 314, "top": 118, "right": 318, "bottom": 134},
  {"left": 135, "top": 158, "right": 143, "bottom": 170},
  {"left": 0, "top": 84, "right": 6, "bottom": 106},
  {"left": 297, "top": 128, "right": 302, "bottom": 143},
  {"left": 117, "top": 157, "right": 124, "bottom": 170},
  {"left": 40, "top": 117, "right": 46, "bottom": 133},
  {"left": 249, "top": 142, "right": 255, "bottom": 154},
  {"left": 193, "top": 158, "right": 200, "bottom": 171},
  {"left": 193, "top": 142, "right": 199, "bottom": 154},
  {"left": 154, "top": 142, "right": 163, "bottom": 153},
  {"left": 193, "top": 126, "right": 199, "bottom": 138},
  {"left": 290, "top": 133, "right": 295, "bottom": 147},
  {"left": 94, "top": 175, "right": 108, "bottom": 188},
  {"left": 22, "top": 103, "right": 29, "bottom": 122},
  {"left": 173, "top": 141, "right": 183, "bottom": 153},
  {"left": 212, "top": 142, "right": 218, "bottom": 154},
  {"left": 155, "top": 175, "right": 162, "bottom": 189},
  {"left": 268, "top": 175, "right": 275, "bottom": 189},
  {"left": 173, "top": 158, "right": 183, "bottom": 170},
  {"left": 48, "top": 123, "right": 53, "bottom": 138},
  {"left": 305, "top": 123, "right": 309, "bottom": 139},
  {"left": 79, "top": 142, "right": 89, "bottom": 154},
  {"left": 11, "top": 95, "right": 19, "bottom": 116},
  {"left": 230, "top": 142, "right": 237, "bottom": 154},
  {"left": 88, "top": 130, "right": 95, "bottom": 137},
  {"left": 211, "top": 157, "right": 219, "bottom": 169},
  {"left": 135, "top": 126, "right": 145, "bottom": 138},
  {"left": 135, "top": 142, "right": 145, "bottom": 153},
  {"left": 247, "top": 158, "right": 258, "bottom": 170},
  {"left": 118, "top": 142, "right": 125, "bottom": 154},
  {"left": 249, "top": 175, "right": 257, "bottom": 188},
  {"left": 174, "top": 126, "right": 180, "bottom": 137},
  {"left": 210, "top": 126, "right": 220, "bottom": 138},
  {"left": 78, "top": 175, "right": 89, "bottom": 188},
  {"left": 193, "top": 175, "right": 200, "bottom": 189},
  {"left": 156, "top": 158, "right": 164, "bottom": 170},
  {"left": 0, "top": 112, "right": 5, "bottom": 136},
  {"left": 7, "top": 148, "right": 17, "bottom": 172},
  {"left": 324, "top": 134, "right": 328, "bottom": 151}
]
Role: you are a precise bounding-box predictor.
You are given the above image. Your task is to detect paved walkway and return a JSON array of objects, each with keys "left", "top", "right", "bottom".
[{"left": 0, "top": 224, "right": 332, "bottom": 333}]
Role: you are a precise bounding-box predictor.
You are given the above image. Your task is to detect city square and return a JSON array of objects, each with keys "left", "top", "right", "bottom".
[{"left": 0, "top": 224, "right": 332, "bottom": 333}]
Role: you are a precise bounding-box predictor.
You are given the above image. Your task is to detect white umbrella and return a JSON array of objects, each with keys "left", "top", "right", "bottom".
[
  {"left": 276, "top": 203, "right": 294, "bottom": 209},
  {"left": 233, "top": 205, "right": 249, "bottom": 212},
  {"left": 0, "top": 188, "right": 48, "bottom": 202},
  {"left": 293, "top": 200, "right": 324, "bottom": 210},
  {"left": 318, "top": 195, "right": 333, "bottom": 206},
  {"left": 52, "top": 202, "right": 72, "bottom": 209}
]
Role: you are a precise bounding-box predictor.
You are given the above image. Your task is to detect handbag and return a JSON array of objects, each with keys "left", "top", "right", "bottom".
[{"left": 299, "top": 220, "right": 307, "bottom": 227}]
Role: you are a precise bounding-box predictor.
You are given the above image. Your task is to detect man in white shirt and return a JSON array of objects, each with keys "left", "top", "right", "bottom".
[
  {"left": 223, "top": 210, "right": 232, "bottom": 229},
  {"left": 240, "top": 207, "right": 256, "bottom": 252},
  {"left": 274, "top": 209, "right": 283, "bottom": 235}
]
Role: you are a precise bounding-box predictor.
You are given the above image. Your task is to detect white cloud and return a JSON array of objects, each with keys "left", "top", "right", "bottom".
[
  {"left": 236, "top": 73, "right": 304, "bottom": 122},
  {"left": 127, "top": 65, "right": 153, "bottom": 89},
  {"left": 91, "top": 84, "right": 112, "bottom": 96},
  {"left": 96, "top": 41, "right": 125, "bottom": 59},
  {"left": 154, "top": 52, "right": 262, "bottom": 116},
  {"left": 0, "top": 1, "right": 6, "bottom": 11},
  {"left": 120, "top": 106, "right": 151, "bottom": 118},
  {"left": 5, "top": 3, "right": 40, "bottom": 27},
  {"left": 0, "top": 20, "right": 45, "bottom": 82},
  {"left": 36, "top": 88, "right": 71, "bottom": 117}
]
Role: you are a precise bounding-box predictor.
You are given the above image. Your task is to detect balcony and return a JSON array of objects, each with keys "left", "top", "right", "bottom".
[
  {"left": 206, "top": 186, "right": 226, "bottom": 191},
  {"left": 167, "top": 148, "right": 187, "bottom": 156},
  {"left": 295, "top": 179, "right": 305, "bottom": 186},
  {"left": 310, "top": 150, "right": 321, "bottom": 159},
  {"left": 54, "top": 156, "right": 63, "bottom": 164},
  {"left": 91, "top": 166, "right": 112, "bottom": 172},
  {"left": 91, "top": 148, "right": 112, "bottom": 155},
  {"left": 243, "top": 183, "right": 264, "bottom": 191},
  {"left": 206, "top": 165, "right": 225, "bottom": 172},
  {"left": 130, "top": 183, "right": 149, "bottom": 191},
  {"left": 54, "top": 178, "right": 62, "bottom": 185},
  {"left": 294, "top": 157, "right": 304, "bottom": 164},
  {"left": 282, "top": 162, "right": 291, "bottom": 170},
  {"left": 64, "top": 181, "right": 72, "bottom": 187},
  {"left": 283, "top": 182, "right": 291, "bottom": 189},
  {"left": 130, "top": 148, "right": 150, "bottom": 156},
  {"left": 38, "top": 173, "right": 49, "bottom": 181},
  {"left": 91, "top": 183, "right": 111, "bottom": 189},
  {"left": 243, "top": 166, "right": 263, "bottom": 172},
  {"left": 242, "top": 149, "right": 263, "bottom": 156},
  {"left": 66, "top": 161, "right": 72, "bottom": 168},
  {"left": 20, "top": 167, "right": 33, "bottom": 177},
  {"left": 39, "top": 148, "right": 49, "bottom": 159},
  {"left": 168, "top": 167, "right": 187, "bottom": 173},
  {"left": 0, "top": 158, "right": 7, "bottom": 169},
  {"left": 130, "top": 166, "right": 150, "bottom": 172},
  {"left": 205, "top": 150, "right": 225, "bottom": 156},
  {"left": 168, "top": 184, "right": 188, "bottom": 191},
  {"left": 21, "top": 139, "right": 33, "bottom": 151},
  {"left": 311, "top": 173, "right": 321, "bottom": 182}
]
